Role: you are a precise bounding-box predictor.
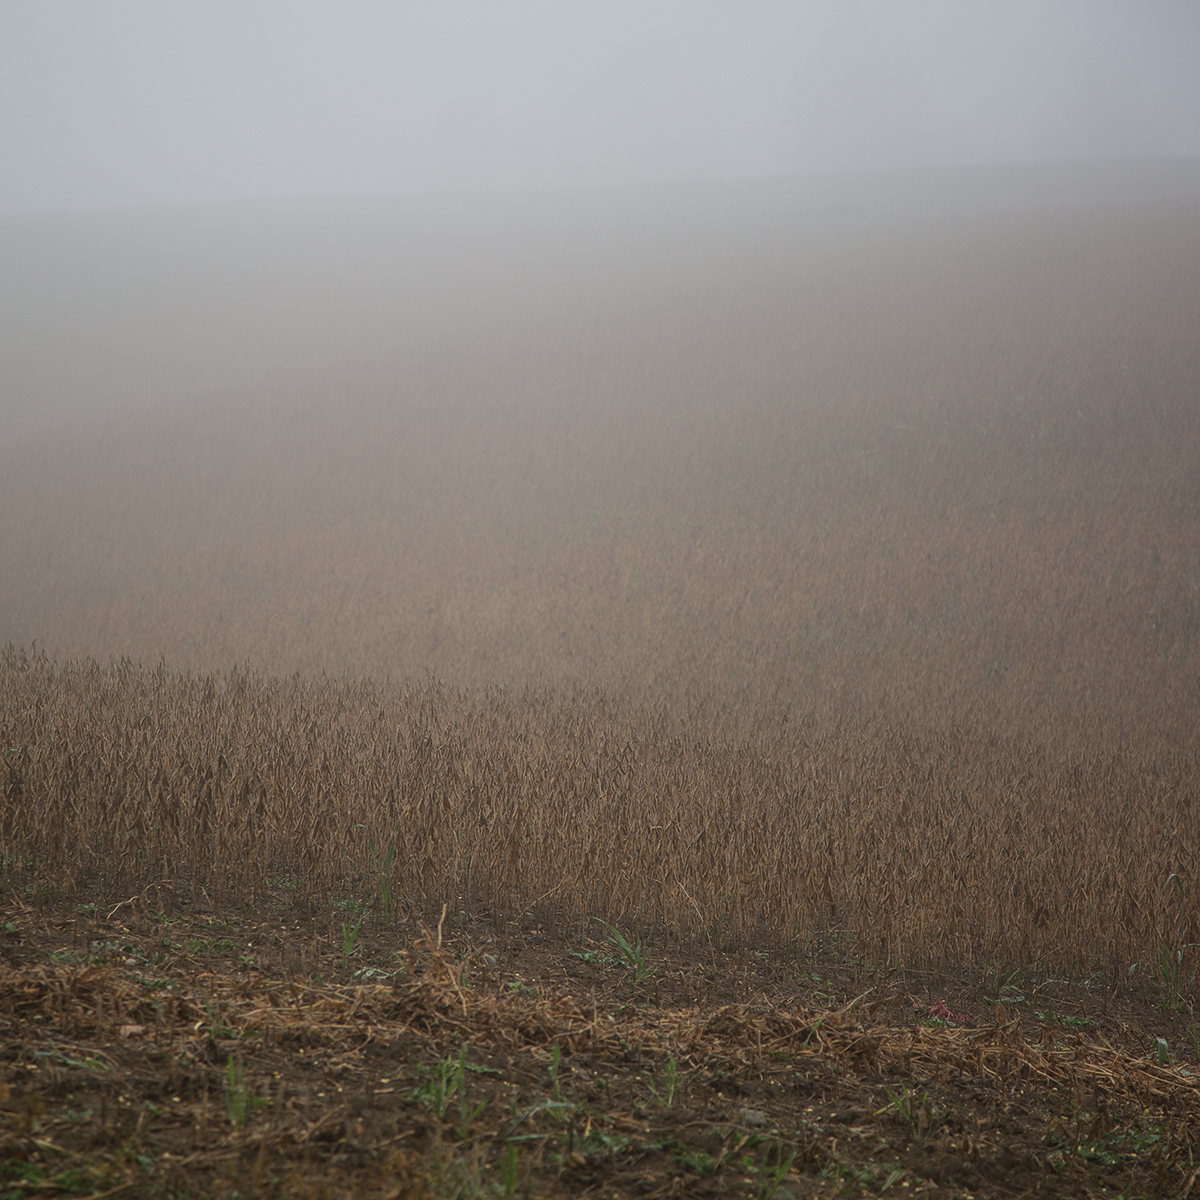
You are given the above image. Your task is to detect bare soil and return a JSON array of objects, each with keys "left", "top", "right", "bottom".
[{"left": 1, "top": 882, "right": 1197, "bottom": 1199}]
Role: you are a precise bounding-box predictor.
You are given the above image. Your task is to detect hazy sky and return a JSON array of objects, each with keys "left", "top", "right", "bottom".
[{"left": 2, "top": 1, "right": 1199, "bottom": 216}]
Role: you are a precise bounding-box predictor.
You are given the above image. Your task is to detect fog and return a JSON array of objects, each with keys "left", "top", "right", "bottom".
[
  {"left": 3, "top": 2, "right": 1199, "bottom": 216},
  {"left": 3, "top": 159, "right": 1199, "bottom": 443},
  {"left": 3, "top": 4, "right": 1200, "bottom": 726},
  {"left": 3, "top": 2, "right": 1199, "bottom": 438}
]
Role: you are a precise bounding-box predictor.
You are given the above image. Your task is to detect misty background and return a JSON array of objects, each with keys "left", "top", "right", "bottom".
[
  {"left": 3, "top": 2, "right": 1200, "bottom": 440},
  {"left": 4, "top": 1, "right": 1200, "bottom": 213},
  {"left": 1, "top": 2, "right": 1199, "bottom": 739}
]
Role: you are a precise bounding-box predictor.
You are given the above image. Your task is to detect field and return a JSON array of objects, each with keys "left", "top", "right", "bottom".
[{"left": 1, "top": 165, "right": 1200, "bottom": 1196}]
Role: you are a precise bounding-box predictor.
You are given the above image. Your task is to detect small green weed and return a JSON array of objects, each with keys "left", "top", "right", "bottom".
[
  {"left": 822, "top": 1159, "right": 905, "bottom": 1191},
  {"left": 497, "top": 1144, "right": 523, "bottom": 1198},
  {"left": 678, "top": 1149, "right": 718, "bottom": 1177},
  {"left": 578, "top": 1128, "right": 630, "bottom": 1157},
  {"left": 32, "top": 1043, "right": 107, "bottom": 1072},
  {"left": 1155, "top": 874, "right": 1199, "bottom": 1010},
  {"left": 595, "top": 920, "right": 656, "bottom": 985},
  {"left": 0, "top": 1158, "right": 117, "bottom": 1198},
  {"left": 411, "top": 1056, "right": 460, "bottom": 1120},
  {"left": 1154, "top": 1037, "right": 1170, "bottom": 1067},
  {"left": 370, "top": 838, "right": 397, "bottom": 924},
  {"left": 1035, "top": 1010, "right": 1094, "bottom": 1030},
  {"left": 224, "top": 1055, "right": 264, "bottom": 1127},
  {"left": 203, "top": 998, "right": 237, "bottom": 1040},
  {"left": 569, "top": 949, "right": 624, "bottom": 967},
  {"left": 410, "top": 1047, "right": 496, "bottom": 1137},
  {"left": 353, "top": 965, "right": 392, "bottom": 982},
  {"left": 880, "top": 1084, "right": 939, "bottom": 1139},
  {"left": 742, "top": 1137, "right": 799, "bottom": 1200},
  {"left": 648, "top": 1056, "right": 679, "bottom": 1108},
  {"left": 185, "top": 937, "right": 235, "bottom": 955},
  {"left": 341, "top": 916, "right": 364, "bottom": 976}
]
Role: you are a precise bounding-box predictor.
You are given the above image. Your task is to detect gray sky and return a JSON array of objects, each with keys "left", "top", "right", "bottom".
[{"left": 2, "top": 1, "right": 1199, "bottom": 215}]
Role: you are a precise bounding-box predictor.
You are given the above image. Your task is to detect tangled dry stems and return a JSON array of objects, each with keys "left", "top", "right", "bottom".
[{"left": 1, "top": 648, "right": 1198, "bottom": 987}]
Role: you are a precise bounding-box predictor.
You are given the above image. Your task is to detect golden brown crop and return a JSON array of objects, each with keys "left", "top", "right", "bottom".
[
  {"left": 1, "top": 647, "right": 1197, "bottom": 984},
  {"left": 1, "top": 187, "right": 1198, "bottom": 987}
]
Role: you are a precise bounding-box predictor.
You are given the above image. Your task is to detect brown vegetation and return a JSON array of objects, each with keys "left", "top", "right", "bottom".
[
  {"left": 1, "top": 180, "right": 1199, "bottom": 1195},
  {"left": 2, "top": 192, "right": 1199, "bottom": 977},
  {"left": 1, "top": 648, "right": 1198, "bottom": 986}
]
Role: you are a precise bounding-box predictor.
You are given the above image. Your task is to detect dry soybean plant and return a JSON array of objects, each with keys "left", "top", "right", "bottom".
[{"left": 1, "top": 647, "right": 1197, "bottom": 988}]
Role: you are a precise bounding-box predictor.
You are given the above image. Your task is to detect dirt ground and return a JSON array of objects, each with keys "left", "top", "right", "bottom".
[{"left": 1, "top": 881, "right": 1198, "bottom": 1199}]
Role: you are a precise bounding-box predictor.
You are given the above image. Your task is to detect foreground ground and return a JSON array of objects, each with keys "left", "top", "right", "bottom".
[{"left": 1, "top": 886, "right": 1198, "bottom": 1199}]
